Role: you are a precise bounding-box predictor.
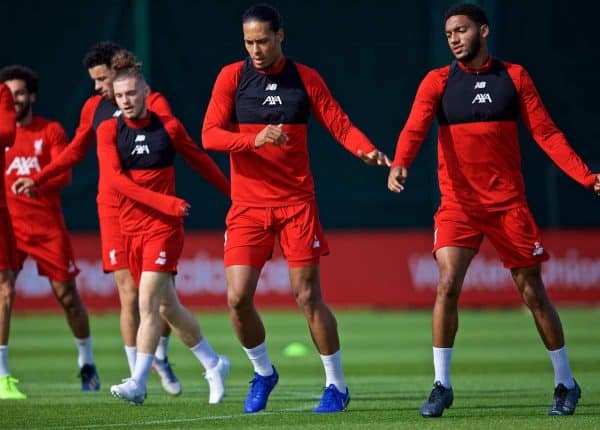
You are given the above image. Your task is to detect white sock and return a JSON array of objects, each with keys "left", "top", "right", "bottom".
[
  {"left": 320, "top": 350, "right": 347, "bottom": 392},
  {"left": 433, "top": 346, "right": 452, "bottom": 388},
  {"left": 243, "top": 342, "right": 273, "bottom": 376},
  {"left": 547, "top": 346, "right": 575, "bottom": 389},
  {"left": 124, "top": 346, "right": 137, "bottom": 376},
  {"left": 74, "top": 337, "right": 94, "bottom": 368},
  {"left": 155, "top": 336, "right": 169, "bottom": 361},
  {"left": 190, "top": 338, "right": 219, "bottom": 370},
  {"left": 0, "top": 345, "right": 9, "bottom": 377},
  {"left": 132, "top": 352, "right": 154, "bottom": 388}
]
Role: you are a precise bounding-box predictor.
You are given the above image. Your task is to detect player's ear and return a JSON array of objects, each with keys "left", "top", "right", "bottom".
[
  {"left": 276, "top": 28, "right": 284, "bottom": 44},
  {"left": 480, "top": 24, "right": 489, "bottom": 39},
  {"left": 30, "top": 92, "right": 37, "bottom": 104},
  {"left": 144, "top": 85, "right": 150, "bottom": 98}
]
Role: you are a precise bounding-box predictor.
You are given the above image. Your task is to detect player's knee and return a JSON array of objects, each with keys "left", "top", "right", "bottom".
[
  {"left": 293, "top": 285, "right": 320, "bottom": 309},
  {"left": 0, "top": 276, "right": 15, "bottom": 303},
  {"left": 227, "top": 289, "right": 254, "bottom": 313},
  {"left": 436, "top": 275, "right": 461, "bottom": 302}
]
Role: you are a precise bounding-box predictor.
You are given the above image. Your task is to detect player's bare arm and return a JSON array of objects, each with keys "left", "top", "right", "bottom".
[{"left": 387, "top": 166, "right": 408, "bottom": 193}]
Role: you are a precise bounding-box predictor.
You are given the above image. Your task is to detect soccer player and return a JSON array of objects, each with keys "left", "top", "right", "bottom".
[
  {"left": 98, "top": 58, "right": 230, "bottom": 405},
  {"left": 12, "top": 42, "right": 182, "bottom": 395},
  {"left": 0, "top": 80, "right": 20, "bottom": 399},
  {"left": 1, "top": 65, "right": 100, "bottom": 394},
  {"left": 202, "top": 4, "right": 390, "bottom": 414},
  {"left": 388, "top": 3, "right": 600, "bottom": 418}
]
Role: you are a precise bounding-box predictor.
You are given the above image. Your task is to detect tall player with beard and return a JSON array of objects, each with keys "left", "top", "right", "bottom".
[
  {"left": 0, "top": 78, "right": 19, "bottom": 399},
  {"left": 388, "top": 3, "right": 600, "bottom": 418},
  {"left": 1, "top": 65, "right": 100, "bottom": 394},
  {"left": 11, "top": 43, "right": 183, "bottom": 395},
  {"left": 202, "top": 3, "right": 390, "bottom": 414}
]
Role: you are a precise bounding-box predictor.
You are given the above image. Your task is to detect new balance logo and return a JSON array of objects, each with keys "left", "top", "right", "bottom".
[
  {"left": 262, "top": 95, "right": 282, "bottom": 106},
  {"left": 6, "top": 156, "right": 41, "bottom": 175},
  {"left": 472, "top": 93, "right": 493, "bottom": 104},
  {"left": 474, "top": 81, "right": 486, "bottom": 89},
  {"left": 312, "top": 235, "right": 320, "bottom": 249},
  {"left": 155, "top": 251, "right": 167, "bottom": 265},
  {"left": 532, "top": 242, "right": 544, "bottom": 256},
  {"left": 34, "top": 138, "right": 44, "bottom": 155},
  {"left": 265, "top": 83, "right": 278, "bottom": 91},
  {"left": 131, "top": 144, "right": 150, "bottom": 155},
  {"left": 109, "top": 249, "right": 117, "bottom": 266},
  {"left": 112, "top": 109, "right": 122, "bottom": 117},
  {"left": 135, "top": 135, "right": 146, "bottom": 142}
]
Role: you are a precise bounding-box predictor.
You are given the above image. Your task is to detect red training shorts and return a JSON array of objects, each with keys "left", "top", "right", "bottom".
[
  {"left": 15, "top": 227, "right": 80, "bottom": 281},
  {"left": 0, "top": 208, "right": 18, "bottom": 271},
  {"left": 98, "top": 203, "right": 128, "bottom": 272},
  {"left": 433, "top": 204, "right": 550, "bottom": 268},
  {"left": 125, "top": 226, "right": 183, "bottom": 287},
  {"left": 224, "top": 200, "right": 329, "bottom": 270}
]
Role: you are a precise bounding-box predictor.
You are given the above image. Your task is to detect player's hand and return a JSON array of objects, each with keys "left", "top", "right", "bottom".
[
  {"left": 254, "top": 124, "right": 288, "bottom": 148},
  {"left": 593, "top": 174, "right": 600, "bottom": 196},
  {"left": 388, "top": 166, "right": 408, "bottom": 193},
  {"left": 12, "top": 177, "right": 36, "bottom": 198},
  {"left": 357, "top": 149, "right": 391, "bottom": 167},
  {"left": 180, "top": 202, "right": 191, "bottom": 217}
]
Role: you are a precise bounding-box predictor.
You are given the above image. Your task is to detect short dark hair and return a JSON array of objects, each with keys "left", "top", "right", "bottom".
[
  {"left": 444, "top": 3, "right": 489, "bottom": 26},
  {"left": 83, "top": 41, "right": 123, "bottom": 69},
  {"left": 242, "top": 3, "right": 283, "bottom": 32},
  {"left": 0, "top": 65, "right": 39, "bottom": 94}
]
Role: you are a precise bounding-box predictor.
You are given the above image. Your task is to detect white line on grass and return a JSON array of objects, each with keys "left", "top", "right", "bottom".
[{"left": 7, "top": 405, "right": 316, "bottom": 430}]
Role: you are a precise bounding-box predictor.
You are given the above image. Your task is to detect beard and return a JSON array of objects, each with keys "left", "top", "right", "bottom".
[
  {"left": 15, "top": 102, "right": 31, "bottom": 122},
  {"left": 458, "top": 35, "right": 482, "bottom": 63}
]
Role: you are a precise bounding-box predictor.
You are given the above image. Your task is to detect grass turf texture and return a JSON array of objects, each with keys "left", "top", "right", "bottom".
[{"left": 2, "top": 308, "right": 599, "bottom": 429}]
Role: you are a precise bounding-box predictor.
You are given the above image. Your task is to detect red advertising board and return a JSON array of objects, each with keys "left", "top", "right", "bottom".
[{"left": 12, "top": 230, "right": 600, "bottom": 311}]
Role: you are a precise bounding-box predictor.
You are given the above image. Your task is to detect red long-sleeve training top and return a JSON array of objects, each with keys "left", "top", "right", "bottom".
[
  {"left": 202, "top": 57, "right": 376, "bottom": 207},
  {"left": 0, "top": 83, "right": 17, "bottom": 208},
  {"left": 97, "top": 112, "right": 230, "bottom": 234},
  {"left": 32, "top": 92, "right": 172, "bottom": 207},
  {"left": 393, "top": 58, "right": 595, "bottom": 211},
  {"left": 5, "top": 116, "right": 71, "bottom": 237}
]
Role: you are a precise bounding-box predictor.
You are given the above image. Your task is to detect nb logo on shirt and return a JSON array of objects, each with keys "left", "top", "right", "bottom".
[
  {"left": 135, "top": 135, "right": 146, "bottom": 142},
  {"left": 6, "top": 156, "right": 41, "bottom": 176},
  {"left": 474, "top": 81, "right": 487, "bottom": 89},
  {"left": 262, "top": 95, "right": 283, "bottom": 106},
  {"left": 112, "top": 110, "right": 122, "bottom": 117},
  {"left": 472, "top": 93, "right": 493, "bottom": 104},
  {"left": 131, "top": 144, "right": 150, "bottom": 155},
  {"left": 265, "top": 83, "right": 278, "bottom": 91}
]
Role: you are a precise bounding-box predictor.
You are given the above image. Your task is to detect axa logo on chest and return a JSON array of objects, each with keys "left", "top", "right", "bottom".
[
  {"left": 131, "top": 144, "right": 150, "bottom": 155},
  {"left": 6, "top": 157, "right": 41, "bottom": 175},
  {"left": 262, "top": 95, "right": 283, "bottom": 106},
  {"left": 472, "top": 93, "right": 493, "bottom": 104}
]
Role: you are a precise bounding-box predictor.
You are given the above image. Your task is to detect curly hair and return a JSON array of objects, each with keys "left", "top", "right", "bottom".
[
  {"left": 0, "top": 64, "right": 39, "bottom": 94},
  {"left": 444, "top": 3, "right": 489, "bottom": 26},
  {"left": 111, "top": 50, "right": 146, "bottom": 84},
  {"left": 83, "top": 41, "right": 123, "bottom": 69}
]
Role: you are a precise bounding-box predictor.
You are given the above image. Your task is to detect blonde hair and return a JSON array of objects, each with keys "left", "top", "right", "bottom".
[{"left": 111, "top": 50, "right": 145, "bottom": 84}]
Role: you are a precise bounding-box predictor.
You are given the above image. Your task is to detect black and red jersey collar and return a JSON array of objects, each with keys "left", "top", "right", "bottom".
[
  {"left": 254, "top": 56, "right": 286, "bottom": 75},
  {"left": 456, "top": 56, "right": 493, "bottom": 74},
  {"left": 123, "top": 111, "right": 152, "bottom": 129}
]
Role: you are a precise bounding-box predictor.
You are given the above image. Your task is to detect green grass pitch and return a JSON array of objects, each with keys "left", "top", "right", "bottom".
[{"left": 2, "top": 308, "right": 599, "bottom": 429}]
